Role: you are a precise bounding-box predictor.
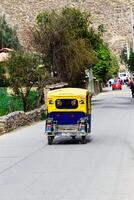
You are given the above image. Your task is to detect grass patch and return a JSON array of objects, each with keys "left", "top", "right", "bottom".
[{"left": 0, "top": 88, "right": 39, "bottom": 116}]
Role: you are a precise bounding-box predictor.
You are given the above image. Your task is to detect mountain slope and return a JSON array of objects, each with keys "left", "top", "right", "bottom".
[{"left": 0, "top": 0, "right": 133, "bottom": 53}]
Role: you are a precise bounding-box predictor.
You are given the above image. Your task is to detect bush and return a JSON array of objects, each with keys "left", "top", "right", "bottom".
[
  {"left": 27, "top": 90, "right": 38, "bottom": 111},
  {"left": 0, "top": 88, "right": 39, "bottom": 116},
  {"left": 40, "top": 112, "right": 46, "bottom": 120},
  {"left": 0, "top": 88, "right": 23, "bottom": 116}
]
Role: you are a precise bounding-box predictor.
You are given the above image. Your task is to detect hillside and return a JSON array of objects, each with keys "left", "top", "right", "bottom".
[{"left": 0, "top": 0, "right": 134, "bottom": 54}]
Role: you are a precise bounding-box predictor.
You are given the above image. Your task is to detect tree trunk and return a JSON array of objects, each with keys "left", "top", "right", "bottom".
[
  {"left": 37, "top": 82, "right": 44, "bottom": 107},
  {"left": 22, "top": 86, "right": 33, "bottom": 112},
  {"left": 22, "top": 98, "right": 27, "bottom": 112}
]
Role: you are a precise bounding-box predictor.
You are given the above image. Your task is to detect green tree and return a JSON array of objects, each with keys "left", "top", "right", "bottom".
[
  {"left": 61, "top": 8, "right": 90, "bottom": 39},
  {"left": 120, "top": 45, "right": 129, "bottom": 67},
  {"left": 128, "top": 52, "right": 134, "bottom": 72},
  {"left": 109, "top": 55, "right": 119, "bottom": 77},
  {"left": 33, "top": 8, "right": 118, "bottom": 86},
  {"left": 93, "top": 43, "right": 119, "bottom": 83},
  {"left": 0, "top": 15, "right": 21, "bottom": 50},
  {"left": 6, "top": 51, "right": 47, "bottom": 111},
  {"left": 33, "top": 8, "right": 97, "bottom": 87},
  {"left": 0, "top": 62, "right": 6, "bottom": 86}
]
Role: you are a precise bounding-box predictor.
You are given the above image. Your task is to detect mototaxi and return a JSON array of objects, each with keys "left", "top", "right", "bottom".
[{"left": 45, "top": 88, "right": 92, "bottom": 144}]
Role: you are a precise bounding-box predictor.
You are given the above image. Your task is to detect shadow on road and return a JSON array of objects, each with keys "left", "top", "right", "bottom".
[
  {"left": 92, "top": 99, "right": 104, "bottom": 106},
  {"left": 93, "top": 95, "right": 134, "bottom": 110},
  {"left": 125, "top": 140, "right": 134, "bottom": 160},
  {"left": 101, "top": 97, "right": 134, "bottom": 110},
  {"left": 52, "top": 135, "right": 93, "bottom": 145}
]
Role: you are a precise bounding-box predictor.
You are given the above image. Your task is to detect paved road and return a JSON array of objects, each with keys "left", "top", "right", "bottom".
[{"left": 0, "top": 86, "right": 134, "bottom": 200}]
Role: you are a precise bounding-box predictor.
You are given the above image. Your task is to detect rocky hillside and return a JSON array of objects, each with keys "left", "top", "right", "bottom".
[{"left": 0, "top": 0, "right": 134, "bottom": 54}]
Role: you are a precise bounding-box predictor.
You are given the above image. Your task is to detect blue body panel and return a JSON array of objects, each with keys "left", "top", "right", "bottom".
[{"left": 48, "top": 112, "right": 91, "bottom": 126}]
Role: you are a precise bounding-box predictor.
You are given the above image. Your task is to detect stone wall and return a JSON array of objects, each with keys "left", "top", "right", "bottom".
[
  {"left": 94, "top": 79, "right": 102, "bottom": 95},
  {"left": 0, "top": 105, "right": 45, "bottom": 135},
  {"left": 0, "top": 0, "right": 134, "bottom": 53},
  {"left": 0, "top": 83, "right": 68, "bottom": 135}
]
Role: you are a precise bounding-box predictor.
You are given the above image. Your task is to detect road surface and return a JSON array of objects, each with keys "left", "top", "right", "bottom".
[{"left": 0, "top": 86, "right": 134, "bottom": 200}]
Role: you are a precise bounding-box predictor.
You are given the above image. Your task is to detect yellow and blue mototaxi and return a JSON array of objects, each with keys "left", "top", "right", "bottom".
[{"left": 45, "top": 88, "right": 92, "bottom": 144}]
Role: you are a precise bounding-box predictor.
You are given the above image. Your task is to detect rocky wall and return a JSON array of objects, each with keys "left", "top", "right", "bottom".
[
  {"left": 0, "top": 83, "right": 68, "bottom": 135},
  {"left": 0, "top": 105, "right": 45, "bottom": 135}
]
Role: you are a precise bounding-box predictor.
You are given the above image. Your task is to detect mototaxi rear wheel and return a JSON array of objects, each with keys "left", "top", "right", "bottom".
[
  {"left": 48, "top": 136, "right": 54, "bottom": 145},
  {"left": 81, "top": 135, "right": 86, "bottom": 144},
  {"left": 71, "top": 136, "right": 76, "bottom": 140}
]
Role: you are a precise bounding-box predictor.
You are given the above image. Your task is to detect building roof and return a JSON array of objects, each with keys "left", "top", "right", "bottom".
[
  {"left": 0, "top": 52, "right": 9, "bottom": 62},
  {"left": 0, "top": 48, "right": 13, "bottom": 62},
  {"left": 0, "top": 48, "right": 13, "bottom": 53}
]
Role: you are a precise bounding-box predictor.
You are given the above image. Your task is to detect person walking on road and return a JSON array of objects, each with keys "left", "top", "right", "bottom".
[{"left": 130, "top": 79, "right": 134, "bottom": 98}]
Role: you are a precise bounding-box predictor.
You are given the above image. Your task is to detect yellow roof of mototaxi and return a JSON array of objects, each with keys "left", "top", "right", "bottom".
[{"left": 47, "top": 88, "right": 90, "bottom": 98}]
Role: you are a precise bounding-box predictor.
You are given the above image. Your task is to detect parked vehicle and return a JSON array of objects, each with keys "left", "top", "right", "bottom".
[
  {"left": 118, "top": 72, "right": 130, "bottom": 84},
  {"left": 45, "top": 88, "right": 92, "bottom": 144},
  {"left": 108, "top": 78, "right": 114, "bottom": 86},
  {"left": 112, "top": 80, "right": 122, "bottom": 90}
]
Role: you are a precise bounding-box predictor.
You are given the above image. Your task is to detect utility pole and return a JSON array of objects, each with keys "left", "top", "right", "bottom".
[
  {"left": 130, "top": 6, "right": 134, "bottom": 52},
  {"left": 85, "top": 68, "right": 94, "bottom": 95},
  {"left": 125, "top": 42, "right": 130, "bottom": 60}
]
